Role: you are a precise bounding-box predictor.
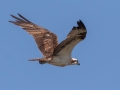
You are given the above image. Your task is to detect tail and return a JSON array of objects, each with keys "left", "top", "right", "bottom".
[
  {"left": 28, "top": 58, "right": 47, "bottom": 64},
  {"left": 28, "top": 58, "right": 42, "bottom": 61}
]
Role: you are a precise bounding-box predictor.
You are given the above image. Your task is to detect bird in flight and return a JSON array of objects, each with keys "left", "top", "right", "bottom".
[{"left": 9, "top": 14, "right": 87, "bottom": 67}]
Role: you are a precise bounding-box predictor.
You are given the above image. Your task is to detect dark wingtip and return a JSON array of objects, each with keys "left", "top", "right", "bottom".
[
  {"left": 17, "top": 13, "right": 22, "bottom": 17},
  {"left": 17, "top": 13, "right": 31, "bottom": 23},
  {"left": 8, "top": 21, "right": 14, "bottom": 23},
  {"left": 9, "top": 14, "right": 15, "bottom": 23},
  {"left": 9, "top": 13, "right": 31, "bottom": 23},
  {"left": 10, "top": 13, "right": 20, "bottom": 16},
  {"left": 77, "top": 20, "right": 86, "bottom": 30},
  {"left": 10, "top": 14, "right": 15, "bottom": 18}
]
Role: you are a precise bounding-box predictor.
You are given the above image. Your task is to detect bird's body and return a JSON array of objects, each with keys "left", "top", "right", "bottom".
[
  {"left": 49, "top": 55, "right": 71, "bottom": 67},
  {"left": 9, "top": 14, "right": 87, "bottom": 67}
]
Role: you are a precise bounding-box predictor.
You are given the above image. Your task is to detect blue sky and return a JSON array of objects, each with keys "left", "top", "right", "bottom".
[{"left": 0, "top": 0, "right": 120, "bottom": 90}]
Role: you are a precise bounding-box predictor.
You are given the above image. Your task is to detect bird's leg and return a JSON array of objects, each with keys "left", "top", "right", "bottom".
[{"left": 39, "top": 61, "right": 47, "bottom": 64}]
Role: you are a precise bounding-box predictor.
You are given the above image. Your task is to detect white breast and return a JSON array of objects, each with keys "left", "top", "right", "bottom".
[{"left": 49, "top": 55, "right": 71, "bottom": 67}]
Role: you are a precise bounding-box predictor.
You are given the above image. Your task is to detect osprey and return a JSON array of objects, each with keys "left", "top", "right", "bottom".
[{"left": 9, "top": 14, "right": 87, "bottom": 67}]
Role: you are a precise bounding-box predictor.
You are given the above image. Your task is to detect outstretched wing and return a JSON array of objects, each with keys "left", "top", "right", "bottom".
[
  {"left": 9, "top": 14, "right": 58, "bottom": 57},
  {"left": 52, "top": 20, "right": 87, "bottom": 56}
]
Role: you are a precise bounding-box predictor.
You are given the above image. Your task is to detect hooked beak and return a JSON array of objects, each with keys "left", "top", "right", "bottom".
[{"left": 78, "top": 63, "right": 80, "bottom": 65}]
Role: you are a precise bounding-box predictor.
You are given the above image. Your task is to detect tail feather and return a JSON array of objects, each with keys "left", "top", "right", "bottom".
[
  {"left": 28, "top": 58, "right": 41, "bottom": 61},
  {"left": 28, "top": 58, "right": 47, "bottom": 64}
]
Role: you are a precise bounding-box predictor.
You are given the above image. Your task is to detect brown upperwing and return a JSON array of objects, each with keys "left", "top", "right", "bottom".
[
  {"left": 52, "top": 20, "right": 87, "bottom": 56},
  {"left": 9, "top": 14, "right": 58, "bottom": 57}
]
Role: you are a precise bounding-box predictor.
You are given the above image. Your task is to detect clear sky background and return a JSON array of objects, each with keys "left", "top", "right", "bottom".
[{"left": 0, "top": 0, "right": 120, "bottom": 90}]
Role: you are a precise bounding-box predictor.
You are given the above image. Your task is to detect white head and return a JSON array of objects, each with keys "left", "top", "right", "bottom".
[{"left": 70, "top": 58, "right": 80, "bottom": 65}]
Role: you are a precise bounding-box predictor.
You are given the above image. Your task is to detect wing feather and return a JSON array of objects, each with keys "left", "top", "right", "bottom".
[
  {"left": 9, "top": 14, "right": 58, "bottom": 57},
  {"left": 52, "top": 20, "right": 87, "bottom": 56}
]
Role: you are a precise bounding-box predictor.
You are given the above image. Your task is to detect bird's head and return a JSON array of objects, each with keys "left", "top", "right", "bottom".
[{"left": 70, "top": 58, "right": 80, "bottom": 65}]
